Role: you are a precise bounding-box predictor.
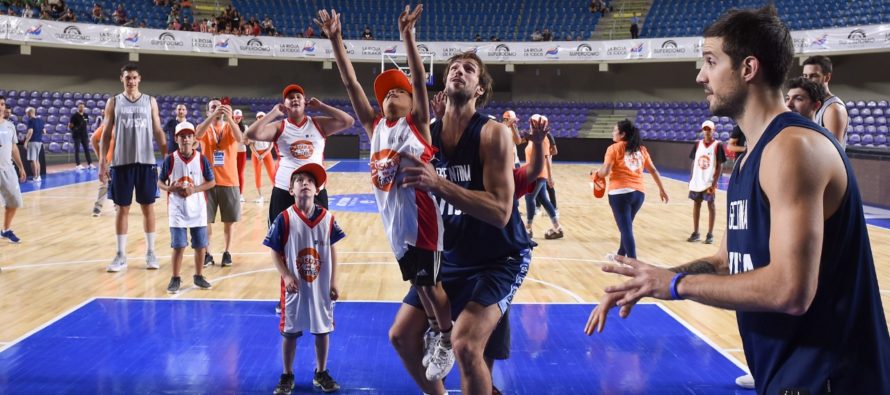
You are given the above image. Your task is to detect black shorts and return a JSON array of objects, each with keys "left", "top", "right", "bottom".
[
  {"left": 110, "top": 164, "right": 158, "bottom": 206},
  {"left": 398, "top": 246, "right": 441, "bottom": 286},
  {"left": 268, "top": 187, "right": 329, "bottom": 226}
]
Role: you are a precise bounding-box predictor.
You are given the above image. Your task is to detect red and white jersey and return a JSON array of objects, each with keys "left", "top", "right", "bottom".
[
  {"left": 279, "top": 205, "right": 334, "bottom": 334},
  {"left": 273, "top": 116, "right": 326, "bottom": 190},
  {"left": 166, "top": 151, "right": 209, "bottom": 228},
  {"left": 370, "top": 115, "right": 443, "bottom": 259},
  {"left": 689, "top": 139, "right": 719, "bottom": 192}
]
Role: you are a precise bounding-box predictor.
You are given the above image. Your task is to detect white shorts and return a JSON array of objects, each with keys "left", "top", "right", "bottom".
[
  {"left": 278, "top": 278, "right": 334, "bottom": 337},
  {"left": 0, "top": 166, "right": 23, "bottom": 208},
  {"left": 26, "top": 142, "right": 42, "bottom": 161}
]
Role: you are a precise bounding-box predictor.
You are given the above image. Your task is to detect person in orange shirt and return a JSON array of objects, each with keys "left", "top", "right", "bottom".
[
  {"left": 524, "top": 115, "right": 563, "bottom": 239},
  {"left": 592, "top": 119, "right": 669, "bottom": 258},
  {"left": 247, "top": 111, "right": 277, "bottom": 204},
  {"left": 195, "top": 98, "right": 244, "bottom": 267},
  {"left": 90, "top": 123, "right": 115, "bottom": 217}
]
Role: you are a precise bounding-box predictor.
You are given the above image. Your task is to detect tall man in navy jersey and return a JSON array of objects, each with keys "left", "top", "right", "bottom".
[
  {"left": 585, "top": 5, "right": 890, "bottom": 394},
  {"left": 393, "top": 51, "right": 533, "bottom": 395}
]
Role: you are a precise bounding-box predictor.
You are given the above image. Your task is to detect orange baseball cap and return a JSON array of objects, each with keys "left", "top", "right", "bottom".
[
  {"left": 291, "top": 163, "right": 327, "bottom": 188},
  {"left": 282, "top": 84, "right": 304, "bottom": 99},
  {"left": 374, "top": 69, "right": 413, "bottom": 109}
]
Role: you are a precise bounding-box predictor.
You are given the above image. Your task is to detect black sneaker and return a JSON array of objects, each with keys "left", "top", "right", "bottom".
[
  {"left": 221, "top": 251, "right": 233, "bottom": 267},
  {"left": 193, "top": 275, "right": 213, "bottom": 290},
  {"left": 203, "top": 252, "right": 214, "bottom": 267},
  {"left": 166, "top": 276, "right": 181, "bottom": 294},
  {"left": 273, "top": 373, "right": 295, "bottom": 395},
  {"left": 686, "top": 232, "right": 700, "bottom": 242},
  {"left": 313, "top": 369, "right": 340, "bottom": 393},
  {"left": 704, "top": 233, "right": 714, "bottom": 244}
]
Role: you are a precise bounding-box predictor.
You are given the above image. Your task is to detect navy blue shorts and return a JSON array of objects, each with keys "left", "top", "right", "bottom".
[
  {"left": 110, "top": 164, "right": 159, "bottom": 206},
  {"left": 403, "top": 249, "right": 530, "bottom": 359}
]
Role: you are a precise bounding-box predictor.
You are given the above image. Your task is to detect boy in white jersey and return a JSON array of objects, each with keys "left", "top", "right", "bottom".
[
  {"left": 317, "top": 5, "right": 454, "bottom": 381},
  {"left": 0, "top": 96, "right": 27, "bottom": 247},
  {"left": 686, "top": 120, "right": 725, "bottom": 244},
  {"left": 264, "top": 163, "right": 345, "bottom": 394},
  {"left": 158, "top": 122, "right": 216, "bottom": 293}
]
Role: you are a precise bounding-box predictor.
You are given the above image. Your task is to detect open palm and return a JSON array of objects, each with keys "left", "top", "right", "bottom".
[
  {"left": 398, "top": 4, "right": 423, "bottom": 36},
  {"left": 314, "top": 9, "right": 341, "bottom": 38}
]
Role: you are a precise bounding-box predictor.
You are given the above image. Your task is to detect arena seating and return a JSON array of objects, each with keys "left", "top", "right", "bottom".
[{"left": 644, "top": 0, "right": 890, "bottom": 38}]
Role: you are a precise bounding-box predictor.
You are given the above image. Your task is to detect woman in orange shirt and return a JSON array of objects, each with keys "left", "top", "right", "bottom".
[{"left": 593, "top": 120, "right": 668, "bottom": 258}]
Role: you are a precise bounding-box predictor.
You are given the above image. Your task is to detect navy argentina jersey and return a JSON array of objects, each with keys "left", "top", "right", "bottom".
[
  {"left": 430, "top": 112, "right": 531, "bottom": 277},
  {"left": 727, "top": 112, "right": 890, "bottom": 394}
]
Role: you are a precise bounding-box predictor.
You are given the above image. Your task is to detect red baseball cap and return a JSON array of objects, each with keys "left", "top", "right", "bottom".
[
  {"left": 281, "top": 84, "right": 305, "bottom": 99},
  {"left": 291, "top": 163, "right": 327, "bottom": 188},
  {"left": 374, "top": 69, "right": 413, "bottom": 109}
]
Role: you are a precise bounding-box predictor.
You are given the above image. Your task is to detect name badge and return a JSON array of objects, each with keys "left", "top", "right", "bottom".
[{"left": 213, "top": 150, "right": 225, "bottom": 166}]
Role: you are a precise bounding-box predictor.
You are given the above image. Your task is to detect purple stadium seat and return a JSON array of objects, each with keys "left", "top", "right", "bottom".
[
  {"left": 848, "top": 134, "right": 861, "bottom": 145},
  {"left": 48, "top": 142, "right": 61, "bottom": 153},
  {"left": 875, "top": 134, "right": 887, "bottom": 146},
  {"left": 849, "top": 108, "right": 860, "bottom": 117}
]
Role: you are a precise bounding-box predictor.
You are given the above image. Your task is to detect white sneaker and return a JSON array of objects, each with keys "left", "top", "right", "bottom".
[
  {"left": 239, "top": 195, "right": 245, "bottom": 202},
  {"left": 145, "top": 251, "right": 159, "bottom": 270},
  {"left": 425, "top": 343, "right": 455, "bottom": 381},
  {"left": 735, "top": 374, "right": 755, "bottom": 389},
  {"left": 75, "top": 164, "right": 85, "bottom": 170},
  {"left": 89, "top": 164, "right": 96, "bottom": 169},
  {"left": 421, "top": 330, "right": 439, "bottom": 368},
  {"left": 33, "top": 176, "right": 41, "bottom": 182},
  {"left": 106, "top": 253, "right": 127, "bottom": 272},
  {"left": 254, "top": 196, "right": 264, "bottom": 204}
]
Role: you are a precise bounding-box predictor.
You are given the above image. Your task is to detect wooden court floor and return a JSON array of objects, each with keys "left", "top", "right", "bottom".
[{"left": 1, "top": 161, "right": 889, "bottom": 366}]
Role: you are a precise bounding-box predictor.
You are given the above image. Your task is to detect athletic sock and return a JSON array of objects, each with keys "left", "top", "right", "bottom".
[
  {"left": 116, "top": 234, "right": 127, "bottom": 254},
  {"left": 145, "top": 232, "right": 156, "bottom": 253},
  {"left": 439, "top": 325, "right": 453, "bottom": 348},
  {"left": 427, "top": 316, "right": 440, "bottom": 333}
]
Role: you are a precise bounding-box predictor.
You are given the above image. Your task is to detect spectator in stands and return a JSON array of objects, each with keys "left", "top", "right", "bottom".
[
  {"left": 199, "top": 18, "right": 208, "bottom": 33},
  {"left": 251, "top": 19, "right": 261, "bottom": 36},
  {"left": 630, "top": 13, "right": 640, "bottom": 39},
  {"left": 91, "top": 3, "right": 104, "bottom": 23},
  {"left": 803, "top": 55, "right": 849, "bottom": 147},
  {"left": 542, "top": 28, "right": 553, "bottom": 41},
  {"left": 139, "top": 19, "right": 148, "bottom": 28},
  {"left": 784, "top": 76, "right": 825, "bottom": 121},
  {"left": 304, "top": 25, "right": 315, "bottom": 38},
  {"left": 490, "top": 35, "right": 500, "bottom": 42},
  {"left": 262, "top": 16, "right": 275, "bottom": 35},
  {"left": 23, "top": 107, "right": 45, "bottom": 182},
  {"left": 475, "top": 33, "right": 483, "bottom": 42},
  {"left": 181, "top": 0, "right": 191, "bottom": 8},
  {"left": 49, "top": 0, "right": 66, "bottom": 20},
  {"left": 164, "top": 104, "right": 188, "bottom": 154},
  {"left": 59, "top": 8, "right": 75, "bottom": 22},
  {"left": 361, "top": 25, "right": 373, "bottom": 40},
  {"left": 531, "top": 29, "right": 543, "bottom": 41},
  {"left": 21, "top": 3, "right": 33, "bottom": 18},
  {"left": 69, "top": 102, "right": 93, "bottom": 170},
  {"left": 195, "top": 98, "right": 243, "bottom": 268},
  {"left": 112, "top": 4, "right": 127, "bottom": 25}
]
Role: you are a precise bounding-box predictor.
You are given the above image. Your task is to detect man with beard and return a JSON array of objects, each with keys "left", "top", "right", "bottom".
[
  {"left": 803, "top": 55, "right": 849, "bottom": 147},
  {"left": 392, "top": 51, "right": 533, "bottom": 395},
  {"left": 585, "top": 5, "right": 890, "bottom": 394}
]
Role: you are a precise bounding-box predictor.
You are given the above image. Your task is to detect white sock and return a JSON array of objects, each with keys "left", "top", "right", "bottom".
[
  {"left": 145, "top": 232, "right": 156, "bottom": 253},
  {"left": 116, "top": 234, "right": 127, "bottom": 255}
]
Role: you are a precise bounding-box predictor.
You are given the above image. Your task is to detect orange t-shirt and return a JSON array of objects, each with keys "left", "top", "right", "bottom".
[
  {"left": 603, "top": 142, "right": 654, "bottom": 193},
  {"left": 90, "top": 125, "right": 115, "bottom": 164},
  {"left": 524, "top": 137, "right": 551, "bottom": 180},
  {"left": 198, "top": 122, "right": 239, "bottom": 187}
]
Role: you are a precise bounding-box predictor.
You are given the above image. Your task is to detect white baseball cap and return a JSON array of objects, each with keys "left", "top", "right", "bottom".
[
  {"left": 175, "top": 121, "right": 196, "bottom": 136},
  {"left": 233, "top": 109, "right": 243, "bottom": 117},
  {"left": 256, "top": 111, "right": 266, "bottom": 118},
  {"left": 701, "top": 120, "right": 716, "bottom": 130}
]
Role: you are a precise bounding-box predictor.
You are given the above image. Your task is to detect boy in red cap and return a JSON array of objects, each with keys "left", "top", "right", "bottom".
[
  {"left": 158, "top": 121, "right": 216, "bottom": 293},
  {"left": 316, "top": 5, "right": 456, "bottom": 381},
  {"left": 264, "top": 163, "right": 345, "bottom": 394}
]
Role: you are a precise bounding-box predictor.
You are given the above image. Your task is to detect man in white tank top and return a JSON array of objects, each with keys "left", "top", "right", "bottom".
[
  {"left": 99, "top": 63, "right": 168, "bottom": 273},
  {"left": 0, "top": 96, "right": 27, "bottom": 247},
  {"left": 803, "top": 55, "right": 848, "bottom": 146},
  {"left": 686, "top": 120, "right": 725, "bottom": 244},
  {"left": 318, "top": 5, "right": 456, "bottom": 382}
]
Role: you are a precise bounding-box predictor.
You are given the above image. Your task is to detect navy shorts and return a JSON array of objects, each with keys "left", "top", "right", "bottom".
[
  {"left": 403, "top": 249, "right": 530, "bottom": 359},
  {"left": 688, "top": 190, "right": 715, "bottom": 202},
  {"left": 110, "top": 164, "right": 159, "bottom": 206},
  {"left": 170, "top": 227, "right": 208, "bottom": 249}
]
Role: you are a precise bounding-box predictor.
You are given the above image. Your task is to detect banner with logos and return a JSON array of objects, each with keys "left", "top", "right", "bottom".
[{"left": 2, "top": 16, "right": 890, "bottom": 63}]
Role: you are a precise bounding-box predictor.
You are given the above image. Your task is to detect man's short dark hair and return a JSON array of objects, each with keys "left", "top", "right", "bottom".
[
  {"left": 0, "top": 95, "right": 5, "bottom": 102},
  {"left": 120, "top": 63, "right": 140, "bottom": 76},
  {"left": 802, "top": 55, "right": 833, "bottom": 74},
  {"left": 443, "top": 51, "right": 493, "bottom": 108},
  {"left": 786, "top": 76, "right": 827, "bottom": 102},
  {"left": 703, "top": 4, "right": 793, "bottom": 89}
]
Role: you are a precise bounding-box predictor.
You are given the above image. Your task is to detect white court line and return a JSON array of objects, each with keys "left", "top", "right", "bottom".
[
  {"left": 522, "top": 277, "right": 586, "bottom": 303},
  {"left": 655, "top": 303, "right": 750, "bottom": 372},
  {"left": 0, "top": 297, "right": 97, "bottom": 353},
  {"left": 724, "top": 348, "right": 744, "bottom": 353}
]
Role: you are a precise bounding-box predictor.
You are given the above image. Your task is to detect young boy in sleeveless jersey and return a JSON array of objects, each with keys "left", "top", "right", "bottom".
[
  {"left": 316, "top": 5, "right": 454, "bottom": 381},
  {"left": 264, "top": 163, "right": 345, "bottom": 394},
  {"left": 157, "top": 122, "right": 216, "bottom": 293},
  {"left": 687, "top": 120, "right": 725, "bottom": 244}
]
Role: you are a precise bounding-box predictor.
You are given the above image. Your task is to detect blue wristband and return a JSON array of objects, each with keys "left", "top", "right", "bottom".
[{"left": 670, "top": 272, "right": 688, "bottom": 300}]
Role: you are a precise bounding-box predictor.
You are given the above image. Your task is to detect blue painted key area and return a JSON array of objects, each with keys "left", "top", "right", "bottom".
[{"left": 0, "top": 299, "right": 752, "bottom": 394}]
